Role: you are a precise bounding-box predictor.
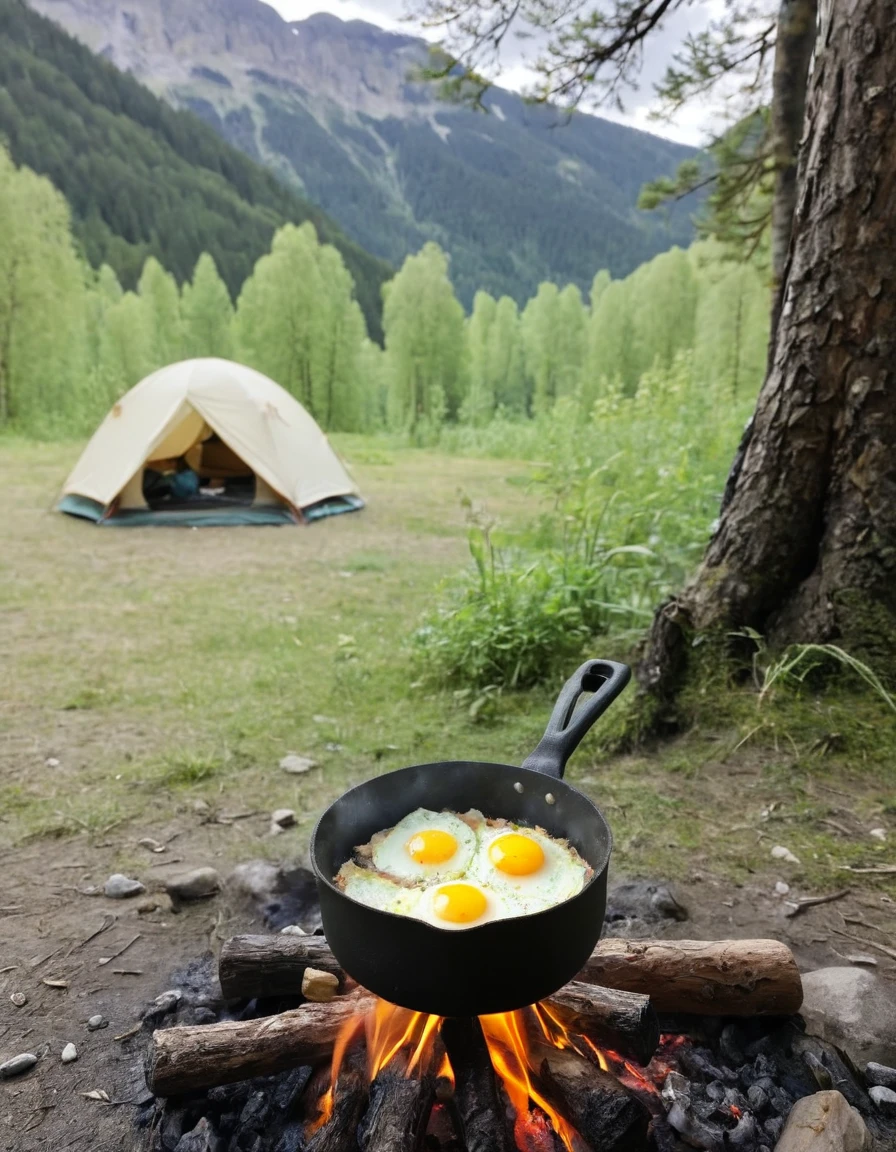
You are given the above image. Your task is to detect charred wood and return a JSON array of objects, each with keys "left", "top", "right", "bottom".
[
  {"left": 546, "top": 981, "right": 659, "bottom": 1066},
  {"left": 357, "top": 1050, "right": 436, "bottom": 1152},
  {"left": 441, "top": 1017, "right": 515, "bottom": 1152},
  {"left": 305, "top": 1052, "right": 367, "bottom": 1152}
]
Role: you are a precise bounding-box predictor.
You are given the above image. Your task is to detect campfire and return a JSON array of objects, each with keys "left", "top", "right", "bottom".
[{"left": 137, "top": 931, "right": 896, "bottom": 1152}]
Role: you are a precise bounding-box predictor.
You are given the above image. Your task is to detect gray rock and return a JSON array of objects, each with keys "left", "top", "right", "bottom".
[
  {"left": 271, "top": 808, "right": 296, "bottom": 829},
  {"left": 226, "top": 860, "right": 281, "bottom": 903},
  {"left": 104, "top": 873, "right": 146, "bottom": 898},
  {"left": 10, "top": 993, "right": 26, "bottom": 1008},
  {"left": 61, "top": 1043, "right": 78, "bottom": 1064},
  {"left": 174, "top": 1117, "right": 222, "bottom": 1152},
  {"left": 801, "top": 967, "right": 896, "bottom": 1067},
  {"left": 868, "top": 1085, "right": 896, "bottom": 1115},
  {"left": 279, "top": 753, "right": 317, "bottom": 774},
  {"left": 87, "top": 1014, "right": 108, "bottom": 1031},
  {"left": 165, "top": 867, "right": 220, "bottom": 901},
  {"left": 143, "top": 989, "right": 183, "bottom": 1022},
  {"left": 0, "top": 1053, "right": 38, "bottom": 1079},
  {"left": 774, "top": 1091, "right": 871, "bottom": 1152},
  {"left": 280, "top": 924, "right": 307, "bottom": 936},
  {"left": 604, "top": 880, "right": 688, "bottom": 925},
  {"left": 771, "top": 845, "right": 801, "bottom": 864},
  {"left": 866, "top": 1062, "right": 896, "bottom": 1090}
]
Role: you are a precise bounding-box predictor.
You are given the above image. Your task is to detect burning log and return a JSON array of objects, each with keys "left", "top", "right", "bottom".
[
  {"left": 546, "top": 981, "right": 659, "bottom": 1067},
  {"left": 306, "top": 1052, "right": 367, "bottom": 1152},
  {"left": 535, "top": 1044, "right": 651, "bottom": 1152},
  {"left": 146, "top": 990, "right": 369, "bottom": 1097},
  {"left": 220, "top": 934, "right": 345, "bottom": 1000},
  {"left": 577, "top": 938, "right": 803, "bottom": 1016},
  {"left": 441, "top": 1017, "right": 515, "bottom": 1152},
  {"left": 358, "top": 1053, "right": 436, "bottom": 1152}
]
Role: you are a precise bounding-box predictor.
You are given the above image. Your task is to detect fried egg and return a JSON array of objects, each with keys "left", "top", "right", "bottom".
[
  {"left": 337, "top": 861, "right": 423, "bottom": 917},
  {"left": 371, "top": 808, "right": 478, "bottom": 882},
  {"left": 409, "top": 880, "right": 503, "bottom": 930},
  {"left": 468, "top": 824, "right": 589, "bottom": 914}
]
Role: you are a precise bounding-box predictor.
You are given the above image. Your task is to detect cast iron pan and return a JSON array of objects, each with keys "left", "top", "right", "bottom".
[{"left": 311, "top": 658, "right": 630, "bottom": 1017}]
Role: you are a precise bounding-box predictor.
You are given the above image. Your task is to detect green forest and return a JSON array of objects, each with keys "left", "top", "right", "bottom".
[{"left": 0, "top": 0, "right": 391, "bottom": 339}]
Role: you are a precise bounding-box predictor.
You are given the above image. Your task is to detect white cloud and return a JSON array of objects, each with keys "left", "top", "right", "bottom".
[{"left": 265, "top": 0, "right": 733, "bottom": 145}]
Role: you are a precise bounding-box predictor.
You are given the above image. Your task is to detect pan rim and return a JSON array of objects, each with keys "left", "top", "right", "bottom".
[{"left": 310, "top": 759, "right": 612, "bottom": 938}]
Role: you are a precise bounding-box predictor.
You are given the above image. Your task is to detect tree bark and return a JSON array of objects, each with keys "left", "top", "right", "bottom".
[
  {"left": 641, "top": 0, "right": 896, "bottom": 704},
  {"left": 769, "top": 0, "right": 819, "bottom": 289}
]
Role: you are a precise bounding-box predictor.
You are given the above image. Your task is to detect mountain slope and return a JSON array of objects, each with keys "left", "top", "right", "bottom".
[
  {"left": 28, "top": 0, "right": 697, "bottom": 308},
  {"left": 0, "top": 0, "right": 391, "bottom": 337}
]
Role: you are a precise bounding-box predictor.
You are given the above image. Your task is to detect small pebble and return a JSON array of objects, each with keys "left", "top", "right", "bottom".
[
  {"left": 45, "top": 757, "right": 60, "bottom": 768},
  {"left": 325, "top": 742, "right": 344, "bottom": 753},
  {"left": 104, "top": 873, "right": 146, "bottom": 899},
  {"left": 61, "top": 1043, "right": 78, "bottom": 1064},
  {"left": 867, "top": 1062, "right": 896, "bottom": 1091},
  {"left": 302, "top": 968, "right": 339, "bottom": 1003},
  {"left": 0, "top": 1053, "right": 38, "bottom": 1079},
  {"left": 10, "top": 993, "right": 27, "bottom": 1008},
  {"left": 870, "top": 827, "right": 887, "bottom": 841},
  {"left": 191, "top": 799, "right": 211, "bottom": 815},
  {"left": 513, "top": 782, "right": 524, "bottom": 793},
  {"left": 271, "top": 808, "right": 296, "bottom": 829},
  {"left": 87, "top": 1015, "right": 108, "bottom": 1031},
  {"left": 280, "top": 924, "right": 307, "bottom": 936},
  {"left": 136, "top": 893, "right": 174, "bottom": 915},
  {"left": 771, "top": 845, "right": 800, "bottom": 864},
  {"left": 869, "top": 1085, "right": 896, "bottom": 1115},
  {"left": 774, "top": 881, "right": 790, "bottom": 896},
  {"left": 545, "top": 792, "right": 555, "bottom": 805},
  {"left": 165, "top": 867, "right": 220, "bottom": 900},
  {"left": 280, "top": 753, "right": 317, "bottom": 774},
  {"left": 847, "top": 953, "right": 878, "bottom": 966}
]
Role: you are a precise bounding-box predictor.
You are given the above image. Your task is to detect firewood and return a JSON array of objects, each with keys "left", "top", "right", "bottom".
[
  {"left": 441, "top": 1017, "right": 515, "bottom": 1152},
  {"left": 534, "top": 1044, "right": 651, "bottom": 1152},
  {"left": 145, "top": 990, "right": 369, "bottom": 1097},
  {"left": 544, "top": 981, "right": 659, "bottom": 1066},
  {"left": 219, "top": 934, "right": 344, "bottom": 1000},
  {"left": 577, "top": 938, "right": 803, "bottom": 1016},
  {"left": 306, "top": 1051, "right": 367, "bottom": 1152},
  {"left": 358, "top": 1046, "right": 438, "bottom": 1152}
]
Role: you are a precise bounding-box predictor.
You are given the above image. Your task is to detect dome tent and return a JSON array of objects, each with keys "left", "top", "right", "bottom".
[{"left": 58, "top": 359, "right": 363, "bottom": 526}]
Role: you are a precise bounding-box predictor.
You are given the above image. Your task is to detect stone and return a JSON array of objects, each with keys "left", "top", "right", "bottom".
[
  {"left": 0, "top": 1053, "right": 38, "bottom": 1079},
  {"left": 774, "top": 881, "right": 791, "bottom": 895},
  {"left": 45, "top": 757, "right": 60, "bottom": 768},
  {"left": 868, "top": 1085, "right": 896, "bottom": 1115},
  {"left": 774, "top": 1091, "right": 871, "bottom": 1152},
  {"left": 191, "top": 799, "right": 211, "bottom": 815},
  {"left": 226, "top": 860, "right": 281, "bottom": 903},
  {"left": 280, "top": 924, "right": 307, "bottom": 936},
  {"left": 301, "top": 967, "right": 339, "bottom": 1003},
  {"left": 869, "top": 828, "right": 887, "bottom": 841},
  {"left": 271, "top": 808, "right": 296, "bottom": 829},
  {"left": 104, "top": 873, "right": 146, "bottom": 899},
  {"left": 174, "top": 1117, "right": 222, "bottom": 1152},
  {"left": 771, "top": 845, "right": 800, "bottom": 864},
  {"left": 61, "top": 1043, "right": 78, "bottom": 1064},
  {"left": 847, "top": 954, "right": 877, "bottom": 966},
  {"left": 10, "top": 992, "right": 26, "bottom": 1007},
  {"left": 866, "top": 1062, "right": 896, "bottom": 1090},
  {"left": 165, "top": 867, "right": 220, "bottom": 901},
  {"left": 136, "top": 892, "right": 174, "bottom": 915},
  {"left": 604, "top": 880, "right": 688, "bottom": 925},
  {"left": 87, "top": 1014, "right": 108, "bottom": 1031},
  {"left": 801, "top": 968, "right": 896, "bottom": 1067},
  {"left": 280, "top": 753, "right": 317, "bottom": 774},
  {"left": 145, "top": 990, "right": 182, "bottom": 1020}
]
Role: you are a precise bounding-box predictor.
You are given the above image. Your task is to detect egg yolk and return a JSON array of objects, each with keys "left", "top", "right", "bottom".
[
  {"left": 432, "top": 883, "right": 488, "bottom": 924},
  {"left": 489, "top": 833, "right": 545, "bottom": 876},
  {"left": 406, "top": 829, "right": 458, "bottom": 865}
]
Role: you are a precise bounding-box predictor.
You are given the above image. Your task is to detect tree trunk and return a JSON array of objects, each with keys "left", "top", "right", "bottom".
[
  {"left": 640, "top": 0, "right": 896, "bottom": 706},
  {"left": 769, "top": 0, "right": 819, "bottom": 289}
]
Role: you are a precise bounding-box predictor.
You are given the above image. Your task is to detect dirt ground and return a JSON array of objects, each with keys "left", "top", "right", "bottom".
[{"left": 2, "top": 439, "right": 894, "bottom": 1149}]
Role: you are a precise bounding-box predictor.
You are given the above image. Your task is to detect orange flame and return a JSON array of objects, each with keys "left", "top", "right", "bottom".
[{"left": 479, "top": 1010, "right": 581, "bottom": 1152}]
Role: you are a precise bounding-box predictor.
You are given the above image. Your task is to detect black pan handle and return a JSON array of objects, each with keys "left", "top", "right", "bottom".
[{"left": 520, "top": 660, "right": 631, "bottom": 779}]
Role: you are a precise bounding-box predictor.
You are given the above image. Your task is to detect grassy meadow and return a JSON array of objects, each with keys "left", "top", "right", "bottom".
[{"left": 2, "top": 437, "right": 894, "bottom": 897}]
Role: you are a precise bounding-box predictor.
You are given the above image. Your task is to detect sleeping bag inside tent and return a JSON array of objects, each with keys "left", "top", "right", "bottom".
[{"left": 58, "top": 359, "right": 364, "bottom": 526}]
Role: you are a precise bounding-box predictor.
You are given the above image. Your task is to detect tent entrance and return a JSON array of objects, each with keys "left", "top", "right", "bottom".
[{"left": 142, "top": 434, "right": 258, "bottom": 511}]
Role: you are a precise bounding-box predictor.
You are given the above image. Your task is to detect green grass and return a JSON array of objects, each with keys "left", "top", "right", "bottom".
[{"left": 0, "top": 437, "right": 894, "bottom": 901}]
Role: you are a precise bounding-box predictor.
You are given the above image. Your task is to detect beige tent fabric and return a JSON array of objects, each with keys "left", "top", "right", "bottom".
[{"left": 62, "top": 359, "right": 360, "bottom": 512}]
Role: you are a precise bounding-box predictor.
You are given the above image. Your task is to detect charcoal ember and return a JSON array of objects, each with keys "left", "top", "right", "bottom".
[
  {"left": 718, "top": 1025, "right": 746, "bottom": 1068},
  {"left": 747, "top": 1085, "right": 770, "bottom": 1114},
  {"left": 272, "top": 1119, "right": 307, "bottom": 1152},
  {"left": 722, "top": 1087, "right": 746, "bottom": 1110},
  {"left": 789, "top": 1033, "right": 867, "bottom": 1111},
  {"left": 174, "top": 1118, "right": 223, "bottom": 1152},
  {"left": 666, "top": 1100, "right": 725, "bottom": 1151},
  {"left": 678, "top": 1047, "right": 730, "bottom": 1085},
  {"left": 215, "top": 1112, "right": 239, "bottom": 1139},
  {"left": 726, "top": 1111, "right": 758, "bottom": 1149},
  {"left": 762, "top": 1115, "right": 784, "bottom": 1143},
  {"left": 769, "top": 1087, "right": 793, "bottom": 1117},
  {"left": 160, "top": 1109, "right": 188, "bottom": 1150},
  {"left": 272, "top": 1065, "right": 314, "bottom": 1112},
  {"left": 184, "top": 1007, "right": 218, "bottom": 1026},
  {"left": 662, "top": 1071, "right": 691, "bottom": 1105},
  {"left": 237, "top": 1090, "right": 268, "bottom": 1133},
  {"left": 804, "top": 1051, "right": 834, "bottom": 1090},
  {"left": 208, "top": 1082, "right": 251, "bottom": 1111},
  {"left": 263, "top": 867, "right": 323, "bottom": 934},
  {"left": 705, "top": 1081, "right": 726, "bottom": 1103}
]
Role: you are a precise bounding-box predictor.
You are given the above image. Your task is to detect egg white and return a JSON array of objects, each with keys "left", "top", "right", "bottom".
[{"left": 371, "top": 808, "right": 478, "bottom": 882}]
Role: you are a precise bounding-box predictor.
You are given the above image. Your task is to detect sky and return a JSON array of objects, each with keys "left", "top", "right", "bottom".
[{"left": 266, "top": 0, "right": 729, "bottom": 146}]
